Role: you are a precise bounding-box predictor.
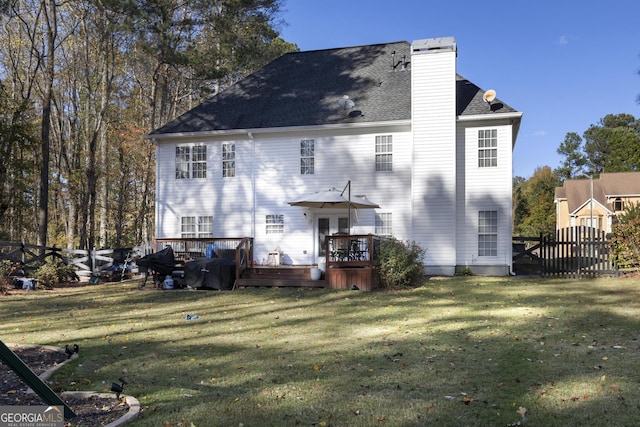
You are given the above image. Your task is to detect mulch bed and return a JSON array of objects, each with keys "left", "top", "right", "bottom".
[{"left": 1, "top": 344, "right": 130, "bottom": 426}]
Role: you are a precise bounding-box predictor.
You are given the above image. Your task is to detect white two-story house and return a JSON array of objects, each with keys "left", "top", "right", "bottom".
[{"left": 147, "top": 36, "right": 522, "bottom": 276}]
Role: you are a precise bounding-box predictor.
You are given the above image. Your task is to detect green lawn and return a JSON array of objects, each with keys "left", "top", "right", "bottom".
[{"left": 2, "top": 276, "right": 640, "bottom": 426}]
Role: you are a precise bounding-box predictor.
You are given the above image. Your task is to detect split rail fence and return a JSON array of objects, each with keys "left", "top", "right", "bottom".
[{"left": 0, "top": 241, "right": 151, "bottom": 278}]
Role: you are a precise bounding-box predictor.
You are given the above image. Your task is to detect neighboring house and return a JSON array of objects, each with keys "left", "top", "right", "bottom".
[
  {"left": 555, "top": 172, "right": 640, "bottom": 233},
  {"left": 147, "top": 36, "right": 522, "bottom": 276}
]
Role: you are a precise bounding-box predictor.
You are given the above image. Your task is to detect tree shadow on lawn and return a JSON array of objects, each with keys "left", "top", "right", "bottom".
[{"left": 4, "top": 279, "right": 640, "bottom": 425}]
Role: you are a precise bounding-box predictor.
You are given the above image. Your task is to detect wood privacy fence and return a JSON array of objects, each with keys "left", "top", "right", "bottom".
[
  {"left": 0, "top": 241, "right": 151, "bottom": 275},
  {"left": 513, "top": 226, "right": 618, "bottom": 277}
]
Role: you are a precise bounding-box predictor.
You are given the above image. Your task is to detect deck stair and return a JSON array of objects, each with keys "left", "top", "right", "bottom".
[{"left": 236, "top": 266, "right": 325, "bottom": 289}]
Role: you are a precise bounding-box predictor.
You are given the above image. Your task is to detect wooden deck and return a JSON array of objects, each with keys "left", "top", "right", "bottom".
[
  {"left": 235, "top": 266, "right": 326, "bottom": 289},
  {"left": 153, "top": 235, "right": 382, "bottom": 291}
]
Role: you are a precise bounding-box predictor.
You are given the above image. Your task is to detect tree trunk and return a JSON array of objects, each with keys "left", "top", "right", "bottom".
[{"left": 38, "top": 0, "right": 57, "bottom": 252}]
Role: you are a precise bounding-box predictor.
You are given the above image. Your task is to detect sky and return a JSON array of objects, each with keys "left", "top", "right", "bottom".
[{"left": 278, "top": 0, "right": 640, "bottom": 179}]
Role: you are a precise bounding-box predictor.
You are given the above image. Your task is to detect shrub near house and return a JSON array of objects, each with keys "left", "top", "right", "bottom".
[
  {"left": 379, "top": 238, "right": 426, "bottom": 288},
  {"left": 610, "top": 202, "right": 640, "bottom": 269}
]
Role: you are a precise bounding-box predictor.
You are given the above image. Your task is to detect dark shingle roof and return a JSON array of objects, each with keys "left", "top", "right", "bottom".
[{"left": 150, "top": 41, "right": 518, "bottom": 136}]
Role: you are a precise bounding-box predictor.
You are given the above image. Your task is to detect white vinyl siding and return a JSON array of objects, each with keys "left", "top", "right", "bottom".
[
  {"left": 411, "top": 44, "right": 457, "bottom": 273},
  {"left": 153, "top": 39, "right": 519, "bottom": 275}
]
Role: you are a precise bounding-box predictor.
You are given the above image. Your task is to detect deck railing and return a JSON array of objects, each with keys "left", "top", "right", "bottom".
[{"left": 325, "top": 234, "right": 381, "bottom": 268}]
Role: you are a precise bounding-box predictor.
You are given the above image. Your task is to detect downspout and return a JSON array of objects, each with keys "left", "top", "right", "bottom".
[{"left": 248, "top": 132, "right": 255, "bottom": 243}]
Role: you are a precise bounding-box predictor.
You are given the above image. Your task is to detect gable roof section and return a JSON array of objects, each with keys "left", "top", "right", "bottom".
[
  {"left": 150, "top": 40, "right": 519, "bottom": 137},
  {"left": 555, "top": 172, "right": 640, "bottom": 213}
]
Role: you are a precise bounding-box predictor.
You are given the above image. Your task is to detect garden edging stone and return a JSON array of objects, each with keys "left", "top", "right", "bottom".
[{"left": 7, "top": 343, "right": 140, "bottom": 426}]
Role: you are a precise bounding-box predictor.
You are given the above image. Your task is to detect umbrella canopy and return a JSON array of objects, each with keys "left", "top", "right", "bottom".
[
  {"left": 288, "top": 188, "right": 380, "bottom": 209},
  {"left": 288, "top": 182, "right": 380, "bottom": 235}
]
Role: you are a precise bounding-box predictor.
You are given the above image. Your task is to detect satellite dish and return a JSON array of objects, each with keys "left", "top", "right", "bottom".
[
  {"left": 338, "top": 95, "right": 355, "bottom": 109},
  {"left": 483, "top": 89, "right": 496, "bottom": 104}
]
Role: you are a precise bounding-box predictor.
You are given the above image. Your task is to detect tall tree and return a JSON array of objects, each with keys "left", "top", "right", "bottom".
[
  {"left": 38, "top": 0, "right": 58, "bottom": 251},
  {"left": 0, "top": 85, "right": 39, "bottom": 240},
  {"left": 0, "top": 0, "right": 61, "bottom": 245},
  {"left": 554, "top": 132, "right": 587, "bottom": 179},
  {"left": 514, "top": 166, "right": 561, "bottom": 237},
  {"left": 583, "top": 113, "right": 640, "bottom": 173},
  {"left": 0, "top": 0, "right": 295, "bottom": 248},
  {"left": 557, "top": 113, "right": 640, "bottom": 179}
]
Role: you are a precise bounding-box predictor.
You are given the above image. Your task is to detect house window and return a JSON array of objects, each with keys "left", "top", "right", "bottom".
[
  {"left": 613, "top": 198, "right": 624, "bottom": 211},
  {"left": 181, "top": 216, "right": 213, "bottom": 238},
  {"left": 266, "top": 214, "right": 284, "bottom": 234},
  {"left": 176, "top": 146, "right": 207, "bottom": 179},
  {"left": 375, "top": 213, "right": 392, "bottom": 237},
  {"left": 478, "top": 129, "right": 497, "bottom": 168},
  {"left": 222, "top": 143, "right": 235, "bottom": 178},
  {"left": 478, "top": 210, "right": 497, "bottom": 256},
  {"left": 300, "top": 139, "right": 314, "bottom": 175},
  {"left": 375, "top": 135, "right": 393, "bottom": 171}
]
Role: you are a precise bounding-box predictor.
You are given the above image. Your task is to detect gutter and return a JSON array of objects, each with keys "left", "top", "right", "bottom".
[{"left": 145, "top": 119, "right": 413, "bottom": 142}]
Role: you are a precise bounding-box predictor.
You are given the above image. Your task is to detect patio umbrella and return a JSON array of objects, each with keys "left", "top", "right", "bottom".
[{"left": 288, "top": 181, "right": 379, "bottom": 232}]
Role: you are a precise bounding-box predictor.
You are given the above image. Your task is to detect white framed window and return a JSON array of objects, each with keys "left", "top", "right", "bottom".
[
  {"left": 181, "top": 216, "right": 196, "bottom": 237},
  {"left": 478, "top": 210, "right": 497, "bottom": 256},
  {"left": 478, "top": 129, "right": 497, "bottom": 168},
  {"left": 375, "top": 213, "right": 392, "bottom": 237},
  {"left": 175, "top": 147, "right": 190, "bottom": 179},
  {"left": 181, "top": 216, "right": 213, "bottom": 238},
  {"left": 192, "top": 146, "right": 207, "bottom": 178},
  {"left": 176, "top": 145, "right": 207, "bottom": 179},
  {"left": 266, "top": 214, "right": 284, "bottom": 234},
  {"left": 300, "top": 139, "right": 314, "bottom": 174},
  {"left": 613, "top": 198, "right": 624, "bottom": 211},
  {"left": 375, "top": 135, "right": 393, "bottom": 171},
  {"left": 222, "top": 143, "right": 235, "bottom": 178}
]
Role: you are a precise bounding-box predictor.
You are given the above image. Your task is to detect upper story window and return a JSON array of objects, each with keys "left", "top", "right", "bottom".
[
  {"left": 613, "top": 198, "right": 624, "bottom": 212},
  {"left": 222, "top": 143, "right": 235, "bottom": 178},
  {"left": 478, "top": 210, "right": 497, "bottom": 256},
  {"left": 375, "top": 212, "right": 392, "bottom": 237},
  {"left": 181, "top": 216, "right": 213, "bottom": 238},
  {"left": 266, "top": 214, "right": 284, "bottom": 234},
  {"left": 375, "top": 135, "right": 393, "bottom": 172},
  {"left": 176, "top": 145, "right": 207, "bottom": 179},
  {"left": 300, "top": 139, "right": 315, "bottom": 175},
  {"left": 478, "top": 129, "right": 497, "bottom": 168}
]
